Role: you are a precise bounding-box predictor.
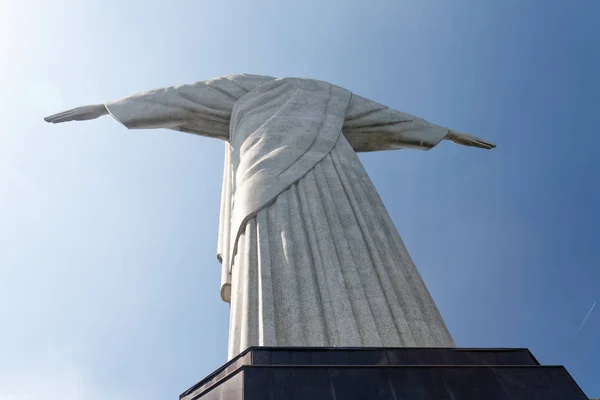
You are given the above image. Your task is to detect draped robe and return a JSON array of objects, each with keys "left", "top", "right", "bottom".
[{"left": 105, "top": 74, "right": 455, "bottom": 359}]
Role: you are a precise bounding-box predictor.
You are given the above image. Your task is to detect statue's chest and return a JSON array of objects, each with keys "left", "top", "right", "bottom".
[{"left": 230, "top": 78, "right": 349, "bottom": 151}]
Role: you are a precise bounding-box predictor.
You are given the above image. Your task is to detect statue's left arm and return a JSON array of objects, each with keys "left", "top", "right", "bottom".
[{"left": 342, "top": 94, "right": 495, "bottom": 152}]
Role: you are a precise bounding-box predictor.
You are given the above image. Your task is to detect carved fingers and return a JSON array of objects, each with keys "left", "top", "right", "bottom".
[
  {"left": 446, "top": 130, "right": 496, "bottom": 150},
  {"left": 44, "top": 104, "right": 108, "bottom": 124}
]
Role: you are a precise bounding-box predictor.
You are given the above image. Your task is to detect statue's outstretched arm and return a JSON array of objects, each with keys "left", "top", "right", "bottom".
[
  {"left": 343, "top": 94, "right": 495, "bottom": 152},
  {"left": 45, "top": 82, "right": 234, "bottom": 140},
  {"left": 43, "top": 75, "right": 276, "bottom": 140},
  {"left": 44, "top": 80, "right": 238, "bottom": 141}
]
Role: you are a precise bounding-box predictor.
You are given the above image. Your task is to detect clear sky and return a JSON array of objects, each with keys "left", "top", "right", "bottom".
[{"left": 1, "top": 0, "right": 599, "bottom": 398}]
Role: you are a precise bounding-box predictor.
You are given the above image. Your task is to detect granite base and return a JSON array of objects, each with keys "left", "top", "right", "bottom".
[{"left": 181, "top": 347, "right": 588, "bottom": 400}]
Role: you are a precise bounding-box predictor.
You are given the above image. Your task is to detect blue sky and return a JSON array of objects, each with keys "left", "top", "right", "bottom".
[{"left": 1, "top": 0, "right": 599, "bottom": 398}]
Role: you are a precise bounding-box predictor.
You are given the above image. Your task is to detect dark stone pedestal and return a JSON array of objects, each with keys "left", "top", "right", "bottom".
[{"left": 181, "top": 347, "right": 588, "bottom": 400}]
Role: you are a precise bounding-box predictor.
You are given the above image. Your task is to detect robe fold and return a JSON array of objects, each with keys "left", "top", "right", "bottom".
[{"left": 105, "top": 74, "right": 455, "bottom": 359}]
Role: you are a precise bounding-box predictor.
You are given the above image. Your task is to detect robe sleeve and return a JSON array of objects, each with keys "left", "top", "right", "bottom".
[
  {"left": 342, "top": 94, "right": 449, "bottom": 152},
  {"left": 104, "top": 78, "right": 244, "bottom": 140}
]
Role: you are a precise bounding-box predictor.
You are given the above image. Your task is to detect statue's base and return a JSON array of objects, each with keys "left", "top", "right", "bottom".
[{"left": 181, "top": 347, "right": 587, "bottom": 400}]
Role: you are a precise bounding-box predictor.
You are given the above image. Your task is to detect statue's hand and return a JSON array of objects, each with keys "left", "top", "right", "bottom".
[
  {"left": 444, "top": 130, "right": 496, "bottom": 150},
  {"left": 44, "top": 104, "right": 108, "bottom": 124}
]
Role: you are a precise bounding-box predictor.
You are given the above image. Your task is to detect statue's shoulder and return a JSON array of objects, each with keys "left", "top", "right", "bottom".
[
  {"left": 256, "top": 76, "right": 350, "bottom": 93},
  {"left": 197, "top": 74, "right": 277, "bottom": 99},
  {"left": 212, "top": 75, "right": 350, "bottom": 99},
  {"left": 218, "top": 73, "right": 277, "bottom": 88},
  {"left": 217, "top": 74, "right": 347, "bottom": 90}
]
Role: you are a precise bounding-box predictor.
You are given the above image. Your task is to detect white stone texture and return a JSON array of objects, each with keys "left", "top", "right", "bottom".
[{"left": 104, "top": 74, "right": 458, "bottom": 358}]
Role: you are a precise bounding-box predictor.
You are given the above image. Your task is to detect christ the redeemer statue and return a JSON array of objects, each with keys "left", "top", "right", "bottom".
[{"left": 45, "top": 74, "right": 494, "bottom": 359}]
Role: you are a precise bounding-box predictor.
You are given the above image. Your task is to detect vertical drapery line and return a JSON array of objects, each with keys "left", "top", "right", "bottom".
[
  {"left": 256, "top": 210, "right": 277, "bottom": 345},
  {"left": 239, "top": 219, "right": 258, "bottom": 351},
  {"left": 313, "top": 156, "right": 383, "bottom": 346},
  {"left": 286, "top": 184, "right": 329, "bottom": 346},
  {"left": 324, "top": 141, "right": 403, "bottom": 347},
  {"left": 376, "top": 194, "right": 454, "bottom": 345},
  {"left": 267, "top": 193, "right": 304, "bottom": 345},
  {"left": 343, "top": 147, "right": 433, "bottom": 344},
  {"left": 349, "top": 147, "right": 454, "bottom": 346},
  {"left": 228, "top": 229, "right": 245, "bottom": 359},
  {"left": 304, "top": 168, "right": 362, "bottom": 346},
  {"left": 381, "top": 208, "right": 453, "bottom": 345},
  {"left": 296, "top": 176, "right": 336, "bottom": 346},
  {"left": 329, "top": 140, "right": 418, "bottom": 346},
  {"left": 218, "top": 143, "right": 233, "bottom": 302}
]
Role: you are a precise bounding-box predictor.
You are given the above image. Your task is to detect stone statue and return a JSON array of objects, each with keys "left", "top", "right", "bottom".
[{"left": 45, "top": 74, "right": 494, "bottom": 359}]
